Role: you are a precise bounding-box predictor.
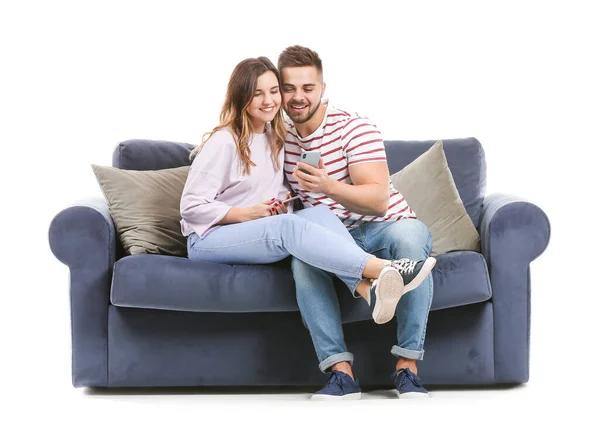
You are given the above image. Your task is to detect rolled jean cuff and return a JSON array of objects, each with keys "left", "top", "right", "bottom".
[
  {"left": 391, "top": 345, "right": 424, "bottom": 360},
  {"left": 318, "top": 352, "right": 354, "bottom": 373}
]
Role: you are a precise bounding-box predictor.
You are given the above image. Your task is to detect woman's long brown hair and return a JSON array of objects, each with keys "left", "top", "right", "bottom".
[{"left": 189, "top": 57, "right": 286, "bottom": 175}]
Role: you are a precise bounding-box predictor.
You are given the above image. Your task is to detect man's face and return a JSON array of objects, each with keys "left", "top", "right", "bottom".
[{"left": 281, "top": 66, "right": 325, "bottom": 124}]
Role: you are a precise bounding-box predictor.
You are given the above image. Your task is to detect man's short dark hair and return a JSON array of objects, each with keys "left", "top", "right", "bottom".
[{"left": 278, "top": 45, "right": 323, "bottom": 75}]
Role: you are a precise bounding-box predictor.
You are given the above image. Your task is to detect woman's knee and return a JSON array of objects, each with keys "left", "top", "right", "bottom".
[{"left": 268, "top": 214, "right": 306, "bottom": 237}]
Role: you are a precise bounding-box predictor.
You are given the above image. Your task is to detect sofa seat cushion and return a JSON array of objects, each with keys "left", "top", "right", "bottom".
[
  {"left": 110, "top": 251, "right": 491, "bottom": 316},
  {"left": 338, "top": 251, "right": 492, "bottom": 324},
  {"left": 110, "top": 254, "right": 298, "bottom": 313}
]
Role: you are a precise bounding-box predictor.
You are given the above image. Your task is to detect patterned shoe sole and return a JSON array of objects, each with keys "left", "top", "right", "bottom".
[{"left": 372, "top": 267, "right": 404, "bottom": 325}]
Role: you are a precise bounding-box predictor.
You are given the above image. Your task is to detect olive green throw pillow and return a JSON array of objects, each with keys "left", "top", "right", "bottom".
[
  {"left": 390, "top": 141, "right": 480, "bottom": 256},
  {"left": 91, "top": 165, "right": 190, "bottom": 257}
]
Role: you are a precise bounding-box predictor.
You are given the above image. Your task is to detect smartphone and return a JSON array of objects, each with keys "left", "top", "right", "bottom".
[
  {"left": 282, "top": 194, "right": 301, "bottom": 204},
  {"left": 272, "top": 194, "right": 300, "bottom": 205},
  {"left": 299, "top": 150, "right": 321, "bottom": 174}
]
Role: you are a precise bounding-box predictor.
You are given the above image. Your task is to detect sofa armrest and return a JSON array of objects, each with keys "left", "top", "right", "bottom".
[
  {"left": 479, "top": 193, "right": 551, "bottom": 383},
  {"left": 49, "top": 197, "right": 116, "bottom": 267},
  {"left": 480, "top": 193, "right": 551, "bottom": 265},
  {"left": 48, "top": 197, "right": 115, "bottom": 387}
]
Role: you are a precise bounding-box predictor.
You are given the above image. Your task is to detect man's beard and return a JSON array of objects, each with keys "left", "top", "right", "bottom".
[{"left": 285, "top": 99, "right": 321, "bottom": 124}]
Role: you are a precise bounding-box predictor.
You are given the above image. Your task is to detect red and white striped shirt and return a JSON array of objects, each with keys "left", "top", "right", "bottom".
[{"left": 284, "top": 101, "right": 417, "bottom": 229}]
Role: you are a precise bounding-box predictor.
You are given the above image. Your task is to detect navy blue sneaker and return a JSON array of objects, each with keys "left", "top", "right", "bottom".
[
  {"left": 392, "top": 368, "right": 429, "bottom": 398},
  {"left": 311, "top": 370, "right": 362, "bottom": 400}
]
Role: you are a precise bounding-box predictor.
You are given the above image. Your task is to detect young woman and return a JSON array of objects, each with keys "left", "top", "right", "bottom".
[{"left": 179, "top": 57, "right": 433, "bottom": 325}]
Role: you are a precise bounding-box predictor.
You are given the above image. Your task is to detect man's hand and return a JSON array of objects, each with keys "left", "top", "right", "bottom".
[{"left": 293, "top": 159, "right": 332, "bottom": 194}]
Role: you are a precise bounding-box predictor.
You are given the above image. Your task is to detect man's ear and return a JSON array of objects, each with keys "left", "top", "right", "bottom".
[{"left": 321, "top": 82, "right": 327, "bottom": 97}]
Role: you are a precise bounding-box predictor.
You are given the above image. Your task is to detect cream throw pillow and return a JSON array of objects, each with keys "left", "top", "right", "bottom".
[
  {"left": 390, "top": 141, "right": 480, "bottom": 256},
  {"left": 92, "top": 165, "right": 190, "bottom": 257}
]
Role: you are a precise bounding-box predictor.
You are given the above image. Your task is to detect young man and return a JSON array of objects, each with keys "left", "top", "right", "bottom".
[{"left": 278, "top": 45, "right": 437, "bottom": 400}]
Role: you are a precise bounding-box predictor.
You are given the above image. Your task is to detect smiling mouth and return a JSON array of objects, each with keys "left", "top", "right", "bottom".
[
  {"left": 290, "top": 105, "right": 307, "bottom": 111},
  {"left": 260, "top": 106, "right": 276, "bottom": 113}
]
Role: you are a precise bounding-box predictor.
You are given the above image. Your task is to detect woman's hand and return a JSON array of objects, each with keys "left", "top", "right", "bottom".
[
  {"left": 270, "top": 191, "right": 291, "bottom": 215},
  {"left": 272, "top": 199, "right": 289, "bottom": 215},
  {"left": 245, "top": 198, "right": 284, "bottom": 220},
  {"left": 219, "top": 198, "right": 278, "bottom": 225}
]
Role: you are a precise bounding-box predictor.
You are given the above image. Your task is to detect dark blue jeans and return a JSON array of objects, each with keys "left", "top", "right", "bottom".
[{"left": 292, "top": 214, "right": 434, "bottom": 373}]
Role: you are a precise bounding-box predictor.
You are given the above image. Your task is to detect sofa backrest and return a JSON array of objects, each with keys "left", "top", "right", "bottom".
[
  {"left": 112, "top": 139, "right": 195, "bottom": 171},
  {"left": 113, "top": 137, "right": 486, "bottom": 228},
  {"left": 384, "top": 138, "right": 486, "bottom": 228}
]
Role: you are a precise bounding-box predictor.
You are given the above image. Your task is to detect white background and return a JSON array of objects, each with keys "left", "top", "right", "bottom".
[{"left": 1, "top": 0, "right": 598, "bottom": 425}]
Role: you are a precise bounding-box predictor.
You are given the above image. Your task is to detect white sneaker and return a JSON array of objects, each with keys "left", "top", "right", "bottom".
[
  {"left": 369, "top": 257, "right": 437, "bottom": 325},
  {"left": 370, "top": 267, "right": 404, "bottom": 325}
]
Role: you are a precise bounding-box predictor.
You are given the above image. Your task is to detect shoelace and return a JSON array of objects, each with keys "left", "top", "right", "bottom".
[
  {"left": 391, "top": 258, "right": 417, "bottom": 276},
  {"left": 391, "top": 368, "right": 423, "bottom": 388},
  {"left": 326, "top": 371, "right": 345, "bottom": 390}
]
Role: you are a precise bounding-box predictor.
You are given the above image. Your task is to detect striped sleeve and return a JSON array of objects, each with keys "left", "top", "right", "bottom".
[{"left": 341, "top": 118, "right": 387, "bottom": 166}]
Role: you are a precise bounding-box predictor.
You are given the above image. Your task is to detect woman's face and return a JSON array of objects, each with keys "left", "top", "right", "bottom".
[{"left": 247, "top": 71, "right": 281, "bottom": 133}]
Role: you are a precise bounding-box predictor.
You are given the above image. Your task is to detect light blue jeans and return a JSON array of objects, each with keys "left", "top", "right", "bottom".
[
  {"left": 291, "top": 213, "right": 434, "bottom": 373},
  {"left": 187, "top": 206, "right": 373, "bottom": 294}
]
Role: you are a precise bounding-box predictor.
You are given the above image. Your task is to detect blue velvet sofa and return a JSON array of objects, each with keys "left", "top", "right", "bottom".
[{"left": 48, "top": 137, "right": 550, "bottom": 388}]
